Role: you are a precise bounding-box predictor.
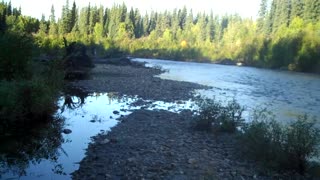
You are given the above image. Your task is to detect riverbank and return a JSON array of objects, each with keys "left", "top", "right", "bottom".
[
  {"left": 68, "top": 58, "right": 208, "bottom": 102},
  {"left": 70, "top": 59, "right": 307, "bottom": 179}
]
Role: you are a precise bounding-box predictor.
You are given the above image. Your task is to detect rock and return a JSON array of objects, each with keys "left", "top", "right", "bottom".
[
  {"left": 110, "top": 138, "right": 118, "bottom": 143},
  {"left": 215, "top": 58, "right": 237, "bottom": 65},
  {"left": 102, "top": 57, "right": 132, "bottom": 66},
  {"left": 127, "top": 157, "right": 136, "bottom": 163},
  {"left": 63, "top": 129, "right": 72, "bottom": 134},
  {"left": 113, "top": 110, "right": 120, "bottom": 115},
  {"left": 100, "top": 138, "right": 110, "bottom": 144},
  {"left": 253, "top": 174, "right": 257, "bottom": 179},
  {"left": 188, "top": 158, "right": 197, "bottom": 164}
]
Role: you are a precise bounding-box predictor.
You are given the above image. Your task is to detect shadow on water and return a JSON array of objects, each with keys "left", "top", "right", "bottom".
[
  {"left": 0, "top": 87, "right": 195, "bottom": 179},
  {"left": 0, "top": 117, "right": 65, "bottom": 178},
  {"left": 0, "top": 87, "right": 88, "bottom": 179}
]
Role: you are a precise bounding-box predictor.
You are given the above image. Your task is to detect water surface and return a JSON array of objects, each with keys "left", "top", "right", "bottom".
[
  {"left": 135, "top": 58, "right": 320, "bottom": 121},
  {"left": 0, "top": 92, "right": 192, "bottom": 179}
]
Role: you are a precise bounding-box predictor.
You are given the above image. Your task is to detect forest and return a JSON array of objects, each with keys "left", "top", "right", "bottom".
[{"left": 2, "top": 0, "right": 320, "bottom": 72}]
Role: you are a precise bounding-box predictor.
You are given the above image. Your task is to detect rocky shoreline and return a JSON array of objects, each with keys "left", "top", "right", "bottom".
[
  {"left": 70, "top": 59, "right": 304, "bottom": 179},
  {"left": 68, "top": 59, "right": 208, "bottom": 102}
]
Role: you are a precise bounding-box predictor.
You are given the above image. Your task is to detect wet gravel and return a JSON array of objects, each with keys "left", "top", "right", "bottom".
[
  {"left": 70, "top": 60, "right": 307, "bottom": 180},
  {"left": 72, "top": 110, "right": 280, "bottom": 180},
  {"left": 69, "top": 61, "right": 208, "bottom": 102}
]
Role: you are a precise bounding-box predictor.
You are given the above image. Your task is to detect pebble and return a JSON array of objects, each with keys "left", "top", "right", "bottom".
[
  {"left": 127, "top": 157, "right": 136, "bottom": 163},
  {"left": 188, "top": 158, "right": 197, "bottom": 164},
  {"left": 63, "top": 129, "right": 72, "bottom": 134},
  {"left": 100, "top": 138, "right": 110, "bottom": 144}
]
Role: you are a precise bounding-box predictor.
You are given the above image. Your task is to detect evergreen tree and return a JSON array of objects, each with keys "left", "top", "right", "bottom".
[
  {"left": 49, "top": 5, "right": 58, "bottom": 36},
  {"left": 7, "top": 1, "right": 12, "bottom": 16},
  {"left": 206, "top": 12, "right": 215, "bottom": 42},
  {"left": 89, "top": 5, "right": 98, "bottom": 34},
  {"left": 142, "top": 14, "right": 150, "bottom": 36},
  {"left": 103, "top": 8, "right": 109, "bottom": 36},
  {"left": 49, "top": 5, "right": 56, "bottom": 23},
  {"left": 257, "top": 0, "right": 268, "bottom": 32},
  {"left": 272, "top": 0, "right": 291, "bottom": 32},
  {"left": 79, "top": 6, "right": 90, "bottom": 35},
  {"left": 70, "top": 1, "right": 77, "bottom": 32},
  {"left": 304, "top": 0, "right": 320, "bottom": 23},
  {"left": 178, "top": 6, "right": 187, "bottom": 29},
  {"left": 38, "top": 14, "right": 48, "bottom": 35},
  {"left": 291, "top": 0, "right": 304, "bottom": 20},
  {"left": 0, "top": 2, "right": 7, "bottom": 32}
]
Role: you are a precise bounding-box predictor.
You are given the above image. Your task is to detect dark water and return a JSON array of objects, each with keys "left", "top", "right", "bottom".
[
  {"left": 134, "top": 58, "right": 320, "bottom": 122},
  {"left": 0, "top": 91, "right": 192, "bottom": 179}
]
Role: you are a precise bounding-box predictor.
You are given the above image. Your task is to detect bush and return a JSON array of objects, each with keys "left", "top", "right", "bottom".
[
  {"left": 0, "top": 32, "right": 33, "bottom": 80},
  {"left": 240, "top": 109, "right": 320, "bottom": 174},
  {"left": 0, "top": 60, "right": 64, "bottom": 130},
  {"left": 194, "top": 97, "right": 244, "bottom": 133}
]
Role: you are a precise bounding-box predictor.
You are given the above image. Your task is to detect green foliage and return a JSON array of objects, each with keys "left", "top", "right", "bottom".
[
  {"left": 0, "top": 32, "right": 33, "bottom": 80},
  {"left": 0, "top": 60, "right": 64, "bottom": 123},
  {"left": 0, "top": 7, "right": 64, "bottom": 125},
  {"left": 194, "top": 97, "right": 244, "bottom": 133},
  {"left": 20, "top": 0, "right": 318, "bottom": 73},
  {"left": 240, "top": 109, "right": 320, "bottom": 174}
]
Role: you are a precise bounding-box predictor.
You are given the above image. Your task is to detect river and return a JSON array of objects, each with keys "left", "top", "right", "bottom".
[
  {"left": 134, "top": 58, "right": 320, "bottom": 122},
  {"left": 1, "top": 58, "right": 319, "bottom": 179}
]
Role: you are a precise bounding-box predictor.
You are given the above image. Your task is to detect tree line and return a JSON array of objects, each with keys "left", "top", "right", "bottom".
[{"left": 1, "top": 0, "right": 320, "bottom": 73}]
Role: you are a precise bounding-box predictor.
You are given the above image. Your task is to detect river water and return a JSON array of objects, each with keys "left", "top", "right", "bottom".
[
  {"left": 134, "top": 58, "right": 320, "bottom": 122},
  {"left": 0, "top": 92, "right": 192, "bottom": 179},
  {"left": 1, "top": 58, "right": 319, "bottom": 179}
]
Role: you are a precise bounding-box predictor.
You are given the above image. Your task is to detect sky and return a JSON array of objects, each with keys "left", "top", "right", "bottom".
[{"left": 7, "top": 0, "right": 260, "bottom": 20}]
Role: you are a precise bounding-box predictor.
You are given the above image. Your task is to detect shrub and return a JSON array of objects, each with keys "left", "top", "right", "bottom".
[
  {"left": 0, "top": 60, "right": 64, "bottom": 130},
  {"left": 285, "top": 115, "right": 320, "bottom": 173},
  {"left": 240, "top": 109, "right": 320, "bottom": 174},
  {"left": 0, "top": 32, "right": 33, "bottom": 80},
  {"left": 194, "top": 97, "right": 244, "bottom": 133}
]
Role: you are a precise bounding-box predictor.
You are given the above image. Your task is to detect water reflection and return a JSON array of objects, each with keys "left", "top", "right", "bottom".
[
  {"left": 0, "top": 117, "right": 65, "bottom": 179},
  {"left": 0, "top": 89, "right": 194, "bottom": 179},
  {"left": 61, "top": 87, "right": 89, "bottom": 113}
]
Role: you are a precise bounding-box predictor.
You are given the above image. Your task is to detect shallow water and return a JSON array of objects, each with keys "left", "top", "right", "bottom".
[
  {"left": 0, "top": 92, "right": 193, "bottom": 179},
  {"left": 134, "top": 58, "right": 320, "bottom": 122}
]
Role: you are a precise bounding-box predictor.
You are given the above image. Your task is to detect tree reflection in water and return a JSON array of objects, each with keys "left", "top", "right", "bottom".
[
  {"left": 0, "top": 116, "right": 65, "bottom": 177},
  {"left": 60, "top": 87, "right": 89, "bottom": 113}
]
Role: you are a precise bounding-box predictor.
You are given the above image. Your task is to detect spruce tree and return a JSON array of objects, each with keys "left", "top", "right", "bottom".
[
  {"left": 70, "top": 1, "right": 77, "bottom": 32},
  {"left": 304, "top": 0, "right": 320, "bottom": 23},
  {"left": 291, "top": 0, "right": 304, "bottom": 20},
  {"left": 38, "top": 14, "right": 48, "bottom": 35},
  {"left": 257, "top": 0, "right": 268, "bottom": 32},
  {"left": 49, "top": 5, "right": 58, "bottom": 36}
]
